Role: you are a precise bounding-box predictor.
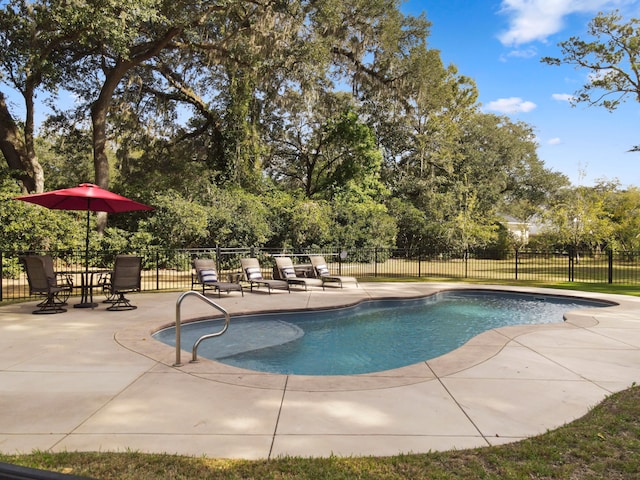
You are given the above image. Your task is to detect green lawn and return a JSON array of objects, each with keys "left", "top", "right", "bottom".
[{"left": 364, "top": 276, "right": 640, "bottom": 297}]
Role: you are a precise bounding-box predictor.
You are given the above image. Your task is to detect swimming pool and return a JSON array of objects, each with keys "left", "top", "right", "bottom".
[{"left": 153, "top": 290, "right": 612, "bottom": 375}]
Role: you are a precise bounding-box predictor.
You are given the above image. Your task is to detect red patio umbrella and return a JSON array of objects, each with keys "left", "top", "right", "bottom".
[{"left": 15, "top": 183, "right": 154, "bottom": 306}]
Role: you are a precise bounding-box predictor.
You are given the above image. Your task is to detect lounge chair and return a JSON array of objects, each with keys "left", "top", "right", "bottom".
[
  {"left": 274, "top": 256, "right": 324, "bottom": 290},
  {"left": 240, "top": 258, "right": 290, "bottom": 294},
  {"left": 21, "top": 255, "right": 73, "bottom": 314},
  {"left": 309, "top": 255, "right": 358, "bottom": 288},
  {"left": 192, "top": 258, "right": 243, "bottom": 297},
  {"left": 106, "top": 255, "right": 142, "bottom": 311}
]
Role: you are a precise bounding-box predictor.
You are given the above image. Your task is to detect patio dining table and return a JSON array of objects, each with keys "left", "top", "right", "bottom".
[{"left": 68, "top": 268, "right": 112, "bottom": 309}]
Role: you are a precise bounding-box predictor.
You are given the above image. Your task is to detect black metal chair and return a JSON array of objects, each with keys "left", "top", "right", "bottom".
[
  {"left": 96, "top": 270, "right": 116, "bottom": 303},
  {"left": 21, "top": 255, "right": 73, "bottom": 314},
  {"left": 106, "top": 255, "right": 142, "bottom": 311}
]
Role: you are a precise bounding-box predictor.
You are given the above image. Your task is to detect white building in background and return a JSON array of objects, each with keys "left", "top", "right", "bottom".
[{"left": 501, "top": 214, "right": 532, "bottom": 244}]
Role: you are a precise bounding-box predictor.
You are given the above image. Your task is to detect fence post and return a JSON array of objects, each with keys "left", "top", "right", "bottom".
[
  {"left": 568, "top": 247, "right": 574, "bottom": 282},
  {"left": 155, "top": 251, "right": 160, "bottom": 290},
  {"left": 464, "top": 249, "right": 468, "bottom": 278},
  {"left": 418, "top": 252, "right": 421, "bottom": 278},
  {"left": 374, "top": 248, "right": 378, "bottom": 277},
  {"left": 608, "top": 249, "right": 613, "bottom": 284},
  {"left": 515, "top": 248, "right": 519, "bottom": 280}
]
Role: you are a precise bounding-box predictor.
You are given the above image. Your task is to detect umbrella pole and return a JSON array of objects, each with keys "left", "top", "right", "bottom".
[
  {"left": 85, "top": 208, "right": 90, "bottom": 277},
  {"left": 74, "top": 203, "right": 97, "bottom": 308}
]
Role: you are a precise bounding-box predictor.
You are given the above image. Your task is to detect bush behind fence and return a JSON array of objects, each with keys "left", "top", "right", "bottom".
[{"left": 2, "top": 247, "right": 640, "bottom": 303}]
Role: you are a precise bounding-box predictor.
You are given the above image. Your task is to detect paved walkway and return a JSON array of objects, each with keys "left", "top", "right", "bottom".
[{"left": 1, "top": 283, "right": 639, "bottom": 459}]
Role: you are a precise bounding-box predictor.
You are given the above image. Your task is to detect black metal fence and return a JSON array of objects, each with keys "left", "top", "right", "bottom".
[{"left": 2, "top": 246, "right": 640, "bottom": 303}]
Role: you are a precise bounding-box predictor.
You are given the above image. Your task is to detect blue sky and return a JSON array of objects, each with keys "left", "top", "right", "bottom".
[{"left": 402, "top": 0, "right": 640, "bottom": 188}]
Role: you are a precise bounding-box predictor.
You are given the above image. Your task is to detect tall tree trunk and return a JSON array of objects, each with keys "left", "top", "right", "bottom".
[
  {"left": 90, "top": 61, "right": 133, "bottom": 233},
  {"left": 91, "top": 101, "right": 110, "bottom": 232},
  {"left": 224, "top": 70, "right": 262, "bottom": 188},
  {"left": 0, "top": 92, "right": 44, "bottom": 193},
  {"left": 88, "top": 27, "right": 183, "bottom": 233}
]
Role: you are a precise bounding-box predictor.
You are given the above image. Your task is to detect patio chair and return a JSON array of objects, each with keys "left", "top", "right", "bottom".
[
  {"left": 309, "top": 255, "right": 358, "bottom": 288},
  {"left": 96, "top": 270, "right": 116, "bottom": 303},
  {"left": 274, "top": 256, "right": 324, "bottom": 291},
  {"left": 106, "top": 255, "right": 142, "bottom": 311},
  {"left": 21, "top": 255, "right": 73, "bottom": 314},
  {"left": 192, "top": 258, "right": 243, "bottom": 298},
  {"left": 39, "top": 255, "right": 74, "bottom": 303},
  {"left": 240, "top": 258, "right": 290, "bottom": 294}
]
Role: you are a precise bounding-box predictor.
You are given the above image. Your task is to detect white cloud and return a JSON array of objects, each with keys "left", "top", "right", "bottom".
[
  {"left": 552, "top": 93, "right": 575, "bottom": 102},
  {"left": 548, "top": 137, "right": 562, "bottom": 145},
  {"left": 486, "top": 97, "right": 537, "bottom": 114},
  {"left": 588, "top": 68, "right": 615, "bottom": 82},
  {"left": 497, "top": 0, "right": 632, "bottom": 46},
  {"left": 499, "top": 46, "right": 538, "bottom": 62}
]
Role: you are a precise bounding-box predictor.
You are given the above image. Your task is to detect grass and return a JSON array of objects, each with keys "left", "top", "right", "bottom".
[
  {"left": 2, "top": 280, "right": 639, "bottom": 479},
  {"left": 1, "top": 384, "right": 639, "bottom": 479},
  {"left": 363, "top": 276, "right": 640, "bottom": 297}
]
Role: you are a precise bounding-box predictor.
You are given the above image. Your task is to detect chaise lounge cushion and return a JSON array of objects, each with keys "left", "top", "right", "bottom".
[
  {"left": 199, "top": 269, "right": 218, "bottom": 283},
  {"left": 245, "top": 266, "right": 263, "bottom": 281},
  {"left": 314, "top": 263, "right": 330, "bottom": 276},
  {"left": 281, "top": 265, "right": 297, "bottom": 278}
]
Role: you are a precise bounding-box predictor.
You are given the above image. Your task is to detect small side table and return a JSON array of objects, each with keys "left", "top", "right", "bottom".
[{"left": 227, "top": 272, "right": 243, "bottom": 283}]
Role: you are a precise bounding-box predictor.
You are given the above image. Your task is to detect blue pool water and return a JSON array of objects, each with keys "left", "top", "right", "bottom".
[{"left": 153, "top": 290, "right": 612, "bottom": 375}]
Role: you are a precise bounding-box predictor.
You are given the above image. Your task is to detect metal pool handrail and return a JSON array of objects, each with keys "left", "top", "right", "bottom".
[{"left": 174, "top": 290, "right": 230, "bottom": 367}]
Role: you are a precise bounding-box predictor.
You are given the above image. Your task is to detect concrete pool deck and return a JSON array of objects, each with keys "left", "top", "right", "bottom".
[{"left": 1, "top": 282, "right": 639, "bottom": 459}]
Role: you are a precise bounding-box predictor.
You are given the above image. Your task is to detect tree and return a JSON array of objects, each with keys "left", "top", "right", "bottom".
[
  {"left": 460, "top": 113, "right": 569, "bottom": 227},
  {"left": 1, "top": 0, "right": 298, "bottom": 183},
  {"left": 38, "top": 116, "right": 94, "bottom": 190},
  {"left": 501, "top": 156, "right": 569, "bottom": 226},
  {"left": 389, "top": 106, "right": 564, "bottom": 253},
  {"left": 139, "top": 190, "right": 209, "bottom": 249},
  {"left": 541, "top": 10, "right": 640, "bottom": 149},
  {"left": 266, "top": 94, "right": 383, "bottom": 198},
  {"left": 1, "top": 0, "right": 436, "bottom": 195},
  {"left": 604, "top": 186, "right": 640, "bottom": 251},
  {"left": 376, "top": 48, "right": 478, "bottom": 182},
  {"left": 0, "top": 176, "right": 83, "bottom": 260},
  {"left": 540, "top": 181, "right": 617, "bottom": 252},
  {"left": 0, "top": 0, "right": 192, "bottom": 195},
  {"left": 60, "top": 0, "right": 219, "bottom": 194},
  {"left": 331, "top": 184, "right": 397, "bottom": 256},
  {"left": 0, "top": 0, "right": 81, "bottom": 192}
]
